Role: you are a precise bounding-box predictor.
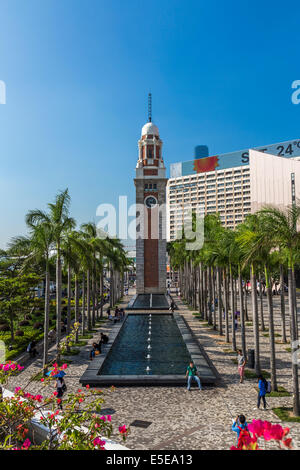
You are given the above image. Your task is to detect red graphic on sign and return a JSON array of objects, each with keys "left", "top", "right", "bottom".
[{"left": 193, "top": 155, "right": 219, "bottom": 173}]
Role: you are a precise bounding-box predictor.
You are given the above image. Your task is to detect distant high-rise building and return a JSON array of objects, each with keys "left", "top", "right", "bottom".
[{"left": 167, "top": 139, "right": 300, "bottom": 240}]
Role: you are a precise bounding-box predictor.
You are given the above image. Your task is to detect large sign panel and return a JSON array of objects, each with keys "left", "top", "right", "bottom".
[{"left": 170, "top": 139, "right": 300, "bottom": 178}]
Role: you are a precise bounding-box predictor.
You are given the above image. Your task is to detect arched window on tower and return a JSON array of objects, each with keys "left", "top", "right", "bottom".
[{"left": 147, "top": 146, "right": 153, "bottom": 159}]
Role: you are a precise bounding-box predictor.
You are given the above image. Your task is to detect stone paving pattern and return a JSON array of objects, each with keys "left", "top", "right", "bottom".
[{"left": 6, "top": 290, "right": 300, "bottom": 450}]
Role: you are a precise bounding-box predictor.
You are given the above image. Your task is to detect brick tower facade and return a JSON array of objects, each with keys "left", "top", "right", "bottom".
[{"left": 134, "top": 118, "right": 167, "bottom": 294}]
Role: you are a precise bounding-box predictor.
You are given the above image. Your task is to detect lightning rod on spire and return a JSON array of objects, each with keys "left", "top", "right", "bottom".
[{"left": 148, "top": 93, "right": 152, "bottom": 122}]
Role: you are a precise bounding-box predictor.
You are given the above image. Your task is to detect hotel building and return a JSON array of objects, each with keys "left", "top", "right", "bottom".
[{"left": 167, "top": 139, "right": 300, "bottom": 241}]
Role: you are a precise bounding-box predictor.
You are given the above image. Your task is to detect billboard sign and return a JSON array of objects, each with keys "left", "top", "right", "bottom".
[{"left": 170, "top": 139, "right": 300, "bottom": 178}]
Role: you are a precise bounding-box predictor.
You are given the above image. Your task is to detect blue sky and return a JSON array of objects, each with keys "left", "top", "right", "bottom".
[{"left": 0, "top": 0, "right": 299, "bottom": 247}]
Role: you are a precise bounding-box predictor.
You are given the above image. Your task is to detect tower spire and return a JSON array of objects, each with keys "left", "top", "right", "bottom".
[{"left": 148, "top": 92, "right": 152, "bottom": 122}]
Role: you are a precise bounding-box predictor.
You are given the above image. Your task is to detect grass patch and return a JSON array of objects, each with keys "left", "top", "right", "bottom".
[
  {"left": 231, "top": 358, "right": 238, "bottom": 365},
  {"left": 268, "top": 386, "right": 291, "bottom": 397},
  {"left": 263, "top": 333, "right": 281, "bottom": 338},
  {"left": 272, "top": 407, "right": 300, "bottom": 423},
  {"left": 246, "top": 322, "right": 253, "bottom": 326},
  {"left": 62, "top": 348, "right": 80, "bottom": 356},
  {"left": 72, "top": 340, "right": 88, "bottom": 347},
  {"left": 285, "top": 347, "right": 291, "bottom": 353},
  {"left": 223, "top": 348, "right": 236, "bottom": 355},
  {"left": 244, "top": 369, "right": 271, "bottom": 379},
  {"left": 200, "top": 322, "right": 213, "bottom": 328},
  {"left": 79, "top": 334, "right": 93, "bottom": 340}
]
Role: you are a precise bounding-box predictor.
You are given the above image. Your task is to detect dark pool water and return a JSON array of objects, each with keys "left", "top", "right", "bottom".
[
  {"left": 99, "top": 314, "right": 192, "bottom": 376},
  {"left": 132, "top": 294, "right": 169, "bottom": 309}
]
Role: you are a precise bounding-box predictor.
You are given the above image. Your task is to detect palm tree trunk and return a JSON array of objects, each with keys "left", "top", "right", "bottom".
[
  {"left": 100, "top": 271, "right": 104, "bottom": 318},
  {"left": 217, "top": 267, "right": 223, "bottom": 335},
  {"left": 280, "top": 264, "right": 287, "bottom": 343},
  {"left": 92, "top": 270, "right": 96, "bottom": 327},
  {"left": 75, "top": 274, "right": 79, "bottom": 343},
  {"left": 87, "top": 270, "right": 91, "bottom": 331},
  {"left": 251, "top": 264, "right": 260, "bottom": 375},
  {"left": 110, "top": 264, "right": 113, "bottom": 308},
  {"left": 265, "top": 265, "right": 277, "bottom": 391},
  {"left": 288, "top": 265, "right": 300, "bottom": 416},
  {"left": 259, "top": 273, "right": 265, "bottom": 331},
  {"left": 238, "top": 265, "right": 246, "bottom": 358},
  {"left": 212, "top": 268, "right": 217, "bottom": 329},
  {"left": 208, "top": 266, "right": 213, "bottom": 325},
  {"left": 230, "top": 264, "right": 236, "bottom": 350},
  {"left": 43, "top": 261, "right": 50, "bottom": 371},
  {"left": 66, "top": 264, "right": 72, "bottom": 352},
  {"left": 292, "top": 268, "right": 299, "bottom": 341},
  {"left": 244, "top": 283, "right": 249, "bottom": 322},
  {"left": 198, "top": 265, "right": 202, "bottom": 316},
  {"left": 56, "top": 245, "right": 62, "bottom": 347},
  {"left": 203, "top": 268, "right": 208, "bottom": 321},
  {"left": 224, "top": 267, "right": 229, "bottom": 343},
  {"left": 81, "top": 273, "right": 86, "bottom": 336}
]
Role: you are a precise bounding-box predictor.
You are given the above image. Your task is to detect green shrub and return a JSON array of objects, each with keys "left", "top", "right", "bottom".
[
  {"left": 15, "top": 330, "right": 24, "bottom": 337},
  {"left": 0, "top": 324, "right": 10, "bottom": 332}
]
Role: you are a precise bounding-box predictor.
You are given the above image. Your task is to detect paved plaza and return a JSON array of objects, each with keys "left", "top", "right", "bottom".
[{"left": 7, "top": 291, "right": 300, "bottom": 450}]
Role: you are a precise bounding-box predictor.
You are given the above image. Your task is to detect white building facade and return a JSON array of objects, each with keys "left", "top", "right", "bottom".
[{"left": 167, "top": 139, "right": 300, "bottom": 241}]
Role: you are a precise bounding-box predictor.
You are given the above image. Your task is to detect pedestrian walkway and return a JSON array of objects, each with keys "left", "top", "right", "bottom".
[{"left": 7, "top": 291, "right": 300, "bottom": 450}]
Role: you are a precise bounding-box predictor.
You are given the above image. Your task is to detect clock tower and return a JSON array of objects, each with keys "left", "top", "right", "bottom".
[{"left": 134, "top": 96, "right": 167, "bottom": 295}]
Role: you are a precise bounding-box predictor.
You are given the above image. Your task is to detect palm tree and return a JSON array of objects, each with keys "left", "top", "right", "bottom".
[
  {"left": 259, "top": 205, "right": 300, "bottom": 416},
  {"left": 236, "top": 215, "right": 263, "bottom": 376},
  {"left": 9, "top": 222, "right": 54, "bottom": 370},
  {"left": 26, "top": 189, "right": 76, "bottom": 349}
]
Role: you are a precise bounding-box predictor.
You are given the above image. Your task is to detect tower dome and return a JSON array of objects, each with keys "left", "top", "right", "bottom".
[{"left": 141, "top": 122, "right": 159, "bottom": 137}]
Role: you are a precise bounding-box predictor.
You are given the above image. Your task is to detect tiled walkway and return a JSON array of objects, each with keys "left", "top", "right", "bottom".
[{"left": 7, "top": 292, "right": 300, "bottom": 450}]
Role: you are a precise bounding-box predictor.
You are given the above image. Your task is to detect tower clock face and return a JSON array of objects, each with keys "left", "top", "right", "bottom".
[{"left": 144, "top": 195, "right": 157, "bottom": 209}]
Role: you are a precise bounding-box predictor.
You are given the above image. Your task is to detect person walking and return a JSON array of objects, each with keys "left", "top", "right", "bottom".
[
  {"left": 237, "top": 349, "right": 246, "bottom": 384},
  {"left": 185, "top": 361, "right": 202, "bottom": 391},
  {"left": 55, "top": 376, "right": 66, "bottom": 410},
  {"left": 257, "top": 374, "right": 268, "bottom": 409}
]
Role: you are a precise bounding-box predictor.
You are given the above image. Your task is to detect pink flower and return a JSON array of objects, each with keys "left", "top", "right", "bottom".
[
  {"left": 61, "top": 363, "right": 68, "bottom": 370},
  {"left": 86, "top": 384, "right": 90, "bottom": 389},
  {"left": 22, "top": 439, "right": 31, "bottom": 449},
  {"left": 99, "top": 416, "right": 106, "bottom": 421},
  {"left": 282, "top": 438, "right": 292, "bottom": 449},
  {"left": 41, "top": 378, "right": 45, "bottom": 382},
  {"left": 269, "top": 424, "right": 284, "bottom": 441},
  {"left": 15, "top": 387, "right": 21, "bottom": 394},
  {"left": 107, "top": 415, "right": 112, "bottom": 422},
  {"left": 93, "top": 437, "right": 106, "bottom": 448},
  {"left": 248, "top": 419, "right": 264, "bottom": 437},
  {"left": 119, "top": 425, "right": 127, "bottom": 434}
]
